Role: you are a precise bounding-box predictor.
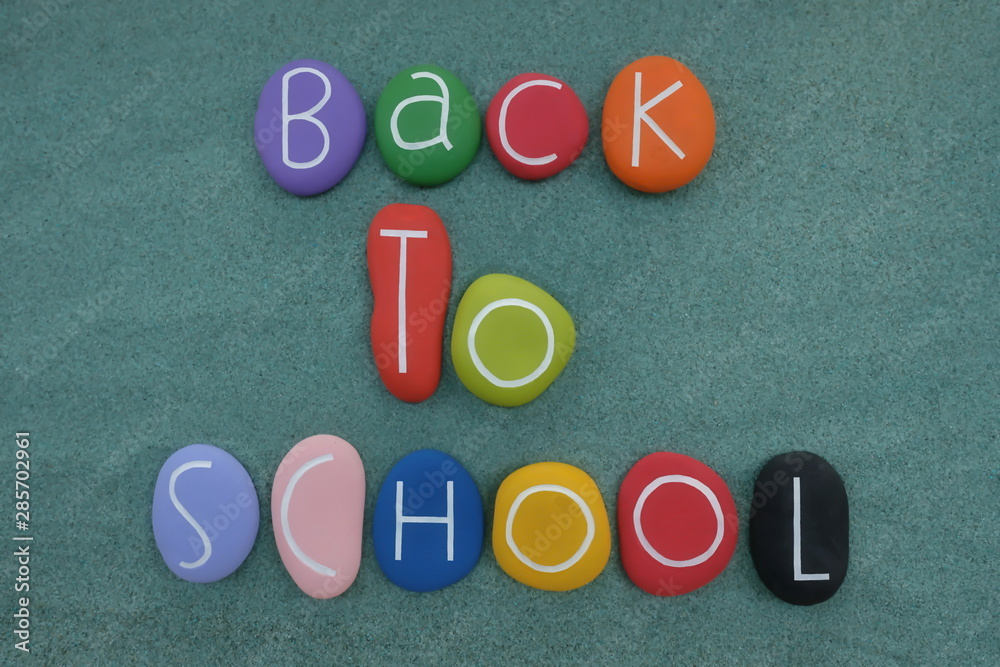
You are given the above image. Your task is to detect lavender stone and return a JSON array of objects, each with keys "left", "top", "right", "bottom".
[
  {"left": 254, "top": 59, "right": 366, "bottom": 196},
  {"left": 152, "top": 444, "right": 259, "bottom": 583}
]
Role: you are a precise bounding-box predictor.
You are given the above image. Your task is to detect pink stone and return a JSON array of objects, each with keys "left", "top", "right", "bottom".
[{"left": 271, "top": 435, "right": 366, "bottom": 598}]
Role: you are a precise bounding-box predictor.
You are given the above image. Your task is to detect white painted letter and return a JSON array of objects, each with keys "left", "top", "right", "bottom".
[
  {"left": 793, "top": 476, "right": 830, "bottom": 581},
  {"left": 395, "top": 480, "right": 454, "bottom": 561},
  {"left": 378, "top": 229, "right": 429, "bottom": 373},
  {"left": 169, "top": 460, "right": 214, "bottom": 569},
  {"left": 282, "top": 67, "right": 332, "bottom": 169},
  {"left": 632, "top": 475, "right": 724, "bottom": 568},
  {"left": 506, "top": 484, "right": 594, "bottom": 573},
  {"left": 632, "top": 72, "right": 685, "bottom": 167},
  {"left": 281, "top": 454, "right": 338, "bottom": 577},
  {"left": 499, "top": 79, "right": 562, "bottom": 165},
  {"left": 467, "top": 298, "right": 554, "bottom": 388},
  {"left": 390, "top": 71, "right": 453, "bottom": 151}
]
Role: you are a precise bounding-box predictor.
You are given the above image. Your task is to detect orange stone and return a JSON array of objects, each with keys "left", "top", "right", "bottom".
[{"left": 602, "top": 56, "right": 715, "bottom": 193}]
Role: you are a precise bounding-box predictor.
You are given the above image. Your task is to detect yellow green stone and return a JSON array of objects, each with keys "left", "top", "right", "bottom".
[{"left": 451, "top": 274, "right": 575, "bottom": 407}]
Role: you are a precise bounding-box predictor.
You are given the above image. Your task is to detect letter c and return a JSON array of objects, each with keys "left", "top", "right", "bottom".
[{"left": 498, "top": 79, "right": 562, "bottom": 166}]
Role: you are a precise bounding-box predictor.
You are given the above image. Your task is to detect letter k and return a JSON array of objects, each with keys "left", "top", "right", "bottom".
[{"left": 632, "top": 72, "right": 685, "bottom": 167}]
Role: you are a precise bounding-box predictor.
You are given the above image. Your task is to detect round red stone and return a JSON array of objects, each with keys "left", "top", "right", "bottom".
[
  {"left": 617, "top": 452, "right": 738, "bottom": 596},
  {"left": 485, "top": 73, "right": 588, "bottom": 180}
]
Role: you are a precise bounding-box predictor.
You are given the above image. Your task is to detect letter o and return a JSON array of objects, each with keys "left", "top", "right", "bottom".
[
  {"left": 468, "top": 298, "right": 554, "bottom": 388},
  {"left": 632, "top": 475, "right": 725, "bottom": 568},
  {"left": 505, "top": 484, "right": 594, "bottom": 574}
]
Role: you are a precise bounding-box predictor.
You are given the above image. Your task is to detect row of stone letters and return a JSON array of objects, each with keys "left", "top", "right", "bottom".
[
  {"left": 254, "top": 55, "right": 716, "bottom": 195},
  {"left": 154, "top": 438, "right": 848, "bottom": 605}
]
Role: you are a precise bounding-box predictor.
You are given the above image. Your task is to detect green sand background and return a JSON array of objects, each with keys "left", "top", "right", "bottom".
[{"left": 2, "top": 0, "right": 997, "bottom": 663}]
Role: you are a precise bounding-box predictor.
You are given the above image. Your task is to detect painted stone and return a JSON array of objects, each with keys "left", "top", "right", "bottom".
[
  {"left": 375, "top": 64, "right": 481, "bottom": 186},
  {"left": 492, "top": 462, "right": 610, "bottom": 591},
  {"left": 485, "top": 73, "right": 588, "bottom": 180},
  {"left": 749, "top": 451, "right": 849, "bottom": 605},
  {"left": 254, "top": 59, "right": 366, "bottom": 196},
  {"left": 372, "top": 449, "right": 483, "bottom": 592},
  {"left": 152, "top": 444, "right": 259, "bottom": 583},
  {"left": 602, "top": 56, "right": 715, "bottom": 193},
  {"left": 618, "top": 452, "right": 738, "bottom": 596},
  {"left": 272, "top": 435, "right": 365, "bottom": 599},
  {"left": 451, "top": 274, "right": 575, "bottom": 407},
  {"left": 367, "top": 204, "right": 452, "bottom": 403}
]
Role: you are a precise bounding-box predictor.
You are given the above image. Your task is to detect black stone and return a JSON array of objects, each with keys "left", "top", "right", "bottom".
[{"left": 749, "top": 451, "right": 849, "bottom": 605}]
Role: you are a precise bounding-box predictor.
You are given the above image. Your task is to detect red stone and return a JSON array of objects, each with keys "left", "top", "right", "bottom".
[
  {"left": 485, "top": 73, "right": 588, "bottom": 180},
  {"left": 617, "top": 452, "right": 738, "bottom": 596},
  {"left": 367, "top": 204, "right": 452, "bottom": 403}
]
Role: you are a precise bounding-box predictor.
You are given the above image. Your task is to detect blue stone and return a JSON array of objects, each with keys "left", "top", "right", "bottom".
[
  {"left": 152, "top": 444, "right": 259, "bottom": 583},
  {"left": 373, "top": 449, "right": 483, "bottom": 592}
]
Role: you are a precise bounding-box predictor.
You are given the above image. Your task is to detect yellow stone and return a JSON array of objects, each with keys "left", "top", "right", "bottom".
[{"left": 492, "top": 462, "right": 610, "bottom": 591}]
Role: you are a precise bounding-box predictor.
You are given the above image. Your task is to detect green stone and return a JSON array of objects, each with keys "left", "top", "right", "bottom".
[
  {"left": 451, "top": 274, "right": 575, "bottom": 407},
  {"left": 375, "top": 64, "right": 481, "bottom": 186}
]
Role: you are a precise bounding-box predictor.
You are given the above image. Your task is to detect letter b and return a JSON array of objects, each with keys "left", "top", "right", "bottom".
[{"left": 282, "top": 67, "right": 332, "bottom": 169}]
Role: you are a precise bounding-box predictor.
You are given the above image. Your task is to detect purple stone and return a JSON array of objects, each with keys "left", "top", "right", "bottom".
[
  {"left": 254, "top": 59, "right": 366, "bottom": 196},
  {"left": 152, "top": 444, "right": 259, "bottom": 583}
]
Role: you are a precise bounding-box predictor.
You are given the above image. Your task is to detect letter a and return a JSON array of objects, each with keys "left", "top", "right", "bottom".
[
  {"left": 632, "top": 72, "right": 685, "bottom": 167},
  {"left": 390, "top": 72, "right": 453, "bottom": 151}
]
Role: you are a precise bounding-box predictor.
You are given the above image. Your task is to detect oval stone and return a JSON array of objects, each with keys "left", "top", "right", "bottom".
[
  {"left": 254, "top": 59, "right": 366, "bottom": 196},
  {"left": 152, "top": 444, "right": 259, "bottom": 583},
  {"left": 485, "top": 73, "right": 588, "bottom": 180},
  {"left": 271, "top": 435, "right": 366, "bottom": 598},
  {"left": 451, "top": 274, "right": 575, "bottom": 407},
  {"left": 492, "top": 462, "right": 610, "bottom": 591},
  {"left": 375, "top": 64, "right": 481, "bottom": 186},
  {"left": 367, "top": 204, "right": 452, "bottom": 403},
  {"left": 749, "top": 451, "right": 849, "bottom": 605},
  {"left": 618, "top": 452, "right": 738, "bottom": 596},
  {"left": 602, "top": 56, "right": 715, "bottom": 193},
  {"left": 372, "top": 449, "right": 483, "bottom": 592}
]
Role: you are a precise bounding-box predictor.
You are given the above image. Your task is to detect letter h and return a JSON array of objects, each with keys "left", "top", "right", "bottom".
[{"left": 395, "top": 480, "right": 454, "bottom": 561}]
